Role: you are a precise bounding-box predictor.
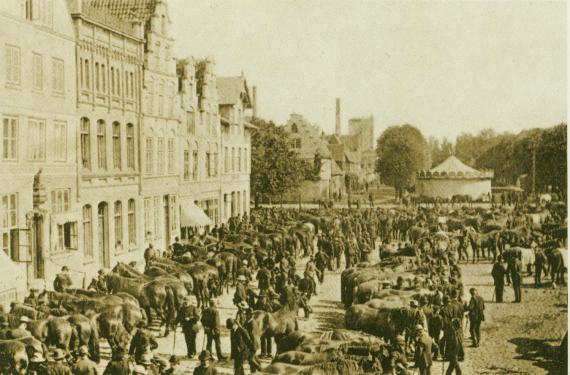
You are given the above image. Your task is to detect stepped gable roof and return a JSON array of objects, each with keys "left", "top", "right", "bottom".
[
  {"left": 430, "top": 155, "right": 477, "bottom": 174},
  {"left": 87, "top": 0, "right": 157, "bottom": 22},
  {"left": 217, "top": 76, "right": 251, "bottom": 108}
]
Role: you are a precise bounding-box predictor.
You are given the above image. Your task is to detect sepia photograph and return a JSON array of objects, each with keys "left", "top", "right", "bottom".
[{"left": 0, "top": 0, "right": 567, "bottom": 374}]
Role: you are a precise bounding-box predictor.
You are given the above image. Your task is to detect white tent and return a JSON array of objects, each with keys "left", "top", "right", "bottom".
[{"left": 179, "top": 198, "right": 214, "bottom": 227}]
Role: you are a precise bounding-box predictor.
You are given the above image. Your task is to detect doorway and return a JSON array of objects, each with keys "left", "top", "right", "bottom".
[
  {"left": 97, "top": 202, "right": 110, "bottom": 269},
  {"left": 163, "top": 195, "right": 170, "bottom": 250}
]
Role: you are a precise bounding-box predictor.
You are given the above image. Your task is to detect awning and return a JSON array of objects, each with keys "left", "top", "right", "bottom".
[{"left": 180, "top": 199, "right": 213, "bottom": 227}]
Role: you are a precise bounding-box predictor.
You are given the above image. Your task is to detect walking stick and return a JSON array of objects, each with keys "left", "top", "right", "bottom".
[{"left": 171, "top": 326, "right": 177, "bottom": 355}]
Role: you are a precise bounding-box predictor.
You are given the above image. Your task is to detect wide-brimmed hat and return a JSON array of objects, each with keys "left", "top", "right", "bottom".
[
  {"left": 237, "top": 275, "right": 247, "bottom": 282},
  {"left": 52, "top": 348, "right": 66, "bottom": 360},
  {"left": 409, "top": 300, "right": 418, "bottom": 308},
  {"left": 20, "top": 316, "right": 30, "bottom": 323},
  {"left": 133, "top": 364, "right": 147, "bottom": 374},
  {"left": 198, "top": 350, "right": 213, "bottom": 361},
  {"left": 30, "top": 352, "right": 45, "bottom": 363},
  {"left": 242, "top": 260, "right": 248, "bottom": 265},
  {"left": 415, "top": 324, "right": 424, "bottom": 331},
  {"left": 238, "top": 301, "right": 249, "bottom": 309}
]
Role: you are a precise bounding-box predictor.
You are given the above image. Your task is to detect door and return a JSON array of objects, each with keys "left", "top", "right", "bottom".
[
  {"left": 97, "top": 202, "right": 110, "bottom": 269},
  {"left": 163, "top": 195, "right": 170, "bottom": 250}
]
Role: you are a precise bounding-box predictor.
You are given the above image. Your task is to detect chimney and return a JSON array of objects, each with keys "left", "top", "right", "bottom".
[
  {"left": 335, "top": 98, "right": 341, "bottom": 135},
  {"left": 252, "top": 86, "right": 257, "bottom": 118}
]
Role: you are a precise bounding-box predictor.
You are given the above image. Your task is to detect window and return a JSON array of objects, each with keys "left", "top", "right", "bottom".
[
  {"left": 83, "top": 205, "right": 93, "bottom": 258},
  {"left": 169, "top": 195, "right": 177, "bottom": 232},
  {"left": 158, "top": 81, "right": 164, "bottom": 116},
  {"left": 291, "top": 123, "right": 298, "bottom": 133},
  {"left": 32, "top": 53, "right": 43, "bottom": 91},
  {"left": 80, "top": 118, "right": 90, "bottom": 169},
  {"left": 84, "top": 59, "right": 90, "bottom": 89},
  {"left": 224, "top": 147, "right": 229, "bottom": 173},
  {"left": 167, "top": 82, "right": 174, "bottom": 117},
  {"left": 52, "top": 58, "right": 64, "bottom": 94},
  {"left": 5, "top": 45, "right": 21, "bottom": 85},
  {"left": 114, "top": 201, "right": 122, "bottom": 247},
  {"left": 57, "top": 222, "right": 77, "bottom": 251},
  {"left": 145, "top": 137, "right": 153, "bottom": 174},
  {"left": 183, "top": 149, "right": 190, "bottom": 180},
  {"left": 97, "top": 120, "right": 106, "bottom": 169},
  {"left": 238, "top": 147, "right": 242, "bottom": 172},
  {"left": 231, "top": 147, "right": 235, "bottom": 172},
  {"left": 2, "top": 116, "right": 17, "bottom": 160},
  {"left": 206, "top": 151, "right": 211, "bottom": 177},
  {"left": 167, "top": 138, "right": 175, "bottom": 173},
  {"left": 95, "top": 62, "right": 100, "bottom": 91},
  {"left": 110, "top": 67, "right": 115, "bottom": 95},
  {"left": 192, "top": 149, "right": 198, "bottom": 180},
  {"left": 124, "top": 71, "right": 128, "bottom": 97},
  {"left": 157, "top": 137, "right": 164, "bottom": 174},
  {"left": 51, "top": 189, "right": 70, "bottom": 213},
  {"left": 112, "top": 122, "right": 121, "bottom": 169},
  {"left": 101, "top": 64, "right": 106, "bottom": 92},
  {"left": 54, "top": 121, "right": 66, "bottom": 161},
  {"left": 144, "top": 198, "right": 152, "bottom": 240},
  {"left": 146, "top": 78, "right": 154, "bottom": 114},
  {"left": 26, "top": 0, "right": 53, "bottom": 26},
  {"left": 126, "top": 124, "right": 135, "bottom": 169},
  {"left": 129, "top": 72, "right": 134, "bottom": 98},
  {"left": 28, "top": 118, "right": 46, "bottom": 160},
  {"left": 128, "top": 199, "right": 136, "bottom": 247},
  {"left": 153, "top": 196, "right": 160, "bottom": 239},
  {"left": 116, "top": 68, "right": 121, "bottom": 96}
]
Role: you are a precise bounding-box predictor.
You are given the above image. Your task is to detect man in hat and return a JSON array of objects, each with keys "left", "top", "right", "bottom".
[
  {"left": 172, "top": 236, "right": 184, "bottom": 257},
  {"left": 491, "top": 255, "right": 507, "bottom": 302},
  {"left": 176, "top": 296, "right": 201, "bottom": 358},
  {"left": 73, "top": 345, "right": 97, "bottom": 375},
  {"left": 414, "top": 324, "right": 437, "bottom": 375},
  {"left": 163, "top": 355, "right": 184, "bottom": 375},
  {"left": 389, "top": 333, "right": 409, "bottom": 374},
  {"left": 226, "top": 318, "right": 260, "bottom": 375},
  {"left": 194, "top": 350, "right": 220, "bottom": 375},
  {"left": 235, "top": 301, "right": 252, "bottom": 328},
  {"left": 129, "top": 321, "right": 158, "bottom": 363},
  {"left": 103, "top": 347, "right": 131, "bottom": 375},
  {"left": 28, "top": 351, "right": 49, "bottom": 375},
  {"left": 234, "top": 275, "right": 248, "bottom": 306},
  {"left": 94, "top": 269, "right": 108, "bottom": 293},
  {"left": 53, "top": 266, "right": 72, "bottom": 293},
  {"left": 24, "top": 288, "right": 39, "bottom": 308},
  {"left": 467, "top": 288, "right": 485, "bottom": 347},
  {"left": 256, "top": 263, "right": 272, "bottom": 295},
  {"left": 8, "top": 315, "right": 31, "bottom": 339},
  {"left": 407, "top": 300, "right": 427, "bottom": 350},
  {"left": 509, "top": 250, "right": 523, "bottom": 303},
  {"left": 237, "top": 260, "right": 252, "bottom": 283},
  {"left": 144, "top": 243, "right": 158, "bottom": 270},
  {"left": 534, "top": 246, "right": 547, "bottom": 287},
  {"left": 137, "top": 351, "right": 160, "bottom": 375},
  {"left": 47, "top": 348, "right": 73, "bottom": 375},
  {"left": 202, "top": 298, "right": 226, "bottom": 361},
  {"left": 442, "top": 318, "right": 463, "bottom": 375}
]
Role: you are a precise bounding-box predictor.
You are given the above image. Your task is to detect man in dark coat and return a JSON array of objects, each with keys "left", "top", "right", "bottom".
[
  {"left": 53, "top": 266, "right": 73, "bottom": 293},
  {"left": 256, "top": 264, "right": 271, "bottom": 293},
  {"left": 201, "top": 299, "right": 226, "bottom": 361},
  {"left": 226, "top": 318, "right": 260, "bottom": 375},
  {"left": 103, "top": 347, "right": 131, "bottom": 375},
  {"left": 73, "top": 346, "right": 98, "bottom": 375},
  {"left": 442, "top": 318, "right": 463, "bottom": 375},
  {"left": 509, "top": 252, "right": 523, "bottom": 302},
  {"left": 47, "top": 349, "right": 73, "bottom": 375},
  {"left": 28, "top": 352, "right": 50, "bottom": 375},
  {"left": 176, "top": 297, "right": 201, "bottom": 358},
  {"left": 172, "top": 237, "right": 184, "bottom": 257},
  {"left": 491, "top": 256, "right": 507, "bottom": 302},
  {"left": 414, "top": 325, "right": 437, "bottom": 375},
  {"left": 193, "top": 351, "right": 219, "bottom": 375},
  {"left": 234, "top": 275, "right": 248, "bottom": 306},
  {"left": 534, "top": 247, "right": 547, "bottom": 287},
  {"left": 129, "top": 321, "right": 158, "bottom": 363},
  {"left": 467, "top": 288, "right": 485, "bottom": 347}
]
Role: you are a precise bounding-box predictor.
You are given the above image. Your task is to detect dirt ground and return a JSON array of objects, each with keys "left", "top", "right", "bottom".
[{"left": 94, "top": 254, "right": 567, "bottom": 374}]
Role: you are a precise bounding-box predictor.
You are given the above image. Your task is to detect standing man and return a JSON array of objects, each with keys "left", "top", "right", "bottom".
[
  {"left": 491, "top": 256, "right": 507, "bottom": 302},
  {"left": 176, "top": 297, "right": 201, "bottom": 359},
  {"left": 510, "top": 251, "right": 523, "bottom": 303},
  {"left": 534, "top": 247, "right": 547, "bottom": 287},
  {"left": 172, "top": 237, "right": 184, "bottom": 257},
  {"left": 466, "top": 288, "right": 485, "bottom": 347},
  {"left": 47, "top": 349, "right": 73, "bottom": 375},
  {"left": 73, "top": 346, "right": 98, "bottom": 375},
  {"left": 201, "top": 299, "right": 226, "bottom": 361},
  {"left": 226, "top": 318, "right": 260, "bottom": 375},
  {"left": 129, "top": 321, "right": 158, "bottom": 363},
  {"left": 193, "top": 351, "right": 219, "bottom": 375},
  {"left": 53, "top": 266, "right": 73, "bottom": 293},
  {"left": 414, "top": 325, "right": 436, "bottom": 375},
  {"left": 144, "top": 243, "right": 158, "bottom": 270},
  {"left": 442, "top": 318, "right": 463, "bottom": 375},
  {"left": 234, "top": 275, "right": 248, "bottom": 306}
]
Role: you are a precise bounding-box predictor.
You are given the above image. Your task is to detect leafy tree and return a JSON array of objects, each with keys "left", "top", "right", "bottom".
[
  {"left": 250, "top": 117, "right": 306, "bottom": 204},
  {"left": 375, "top": 124, "right": 430, "bottom": 199},
  {"left": 428, "top": 136, "right": 454, "bottom": 167}
]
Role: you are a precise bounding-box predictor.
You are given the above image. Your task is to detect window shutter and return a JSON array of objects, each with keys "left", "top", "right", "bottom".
[{"left": 9, "top": 228, "right": 19, "bottom": 261}]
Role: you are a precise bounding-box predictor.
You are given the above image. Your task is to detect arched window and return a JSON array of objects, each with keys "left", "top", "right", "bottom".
[
  {"left": 126, "top": 124, "right": 134, "bottom": 169},
  {"left": 112, "top": 122, "right": 121, "bottom": 169},
  {"left": 192, "top": 142, "right": 198, "bottom": 180},
  {"left": 97, "top": 120, "right": 106, "bottom": 169},
  {"left": 80, "top": 118, "right": 90, "bottom": 169},
  {"left": 114, "top": 201, "right": 122, "bottom": 248},
  {"left": 128, "top": 199, "right": 136, "bottom": 247},
  {"left": 167, "top": 137, "right": 175, "bottom": 173},
  {"left": 291, "top": 123, "right": 298, "bottom": 133},
  {"left": 145, "top": 137, "right": 153, "bottom": 174},
  {"left": 157, "top": 136, "right": 165, "bottom": 174},
  {"left": 82, "top": 205, "right": 93, "bottom": 258},
  {"left": 183, "top": 142, "right": 190, "bottom": 180}
]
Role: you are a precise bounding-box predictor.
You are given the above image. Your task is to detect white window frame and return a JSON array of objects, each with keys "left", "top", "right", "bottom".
[
  {"left": 32, "top": 53, "right": 43, "bottom": 91},
  {"left": 51, "top": 58, "right": 64, "bottom": 95},
  {"left": 2, "top": 116, "right": 18, "bottom": 161},
  {"left": 53, "top": 121, "right": 66, "bottom": 161},
  {"left": 5, "top": 45, "right": 21, "bottom": 86},
  {"left": 28, "top": 118, "right": 46, "bottom": 161}
]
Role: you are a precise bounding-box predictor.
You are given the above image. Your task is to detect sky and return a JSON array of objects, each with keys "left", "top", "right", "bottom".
[{"left": 170, "top": 0, "right": 567, "bottom": 141}]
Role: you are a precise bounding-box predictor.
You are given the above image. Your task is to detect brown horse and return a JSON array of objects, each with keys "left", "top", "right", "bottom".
[{"left": 250, "top": 297, "right": 300, "bottom": 356}]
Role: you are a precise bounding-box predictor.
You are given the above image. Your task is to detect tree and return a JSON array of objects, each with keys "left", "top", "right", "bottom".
[
  {"left": 429, "top": 136, "right": 454, "bottom": 167},
  {"left": 250, "top": 117, "right": 306, "bottom": 204},
  {"left": 375, "top": 124, "right": 430, "bottom": 200}
]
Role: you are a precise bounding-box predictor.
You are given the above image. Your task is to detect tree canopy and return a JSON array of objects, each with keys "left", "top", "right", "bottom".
[
  {"left": 375, "top": 124, "right": 430, "bottom": 198},
  {"left": 250, "top": 117, "right": 309, "bottom": 203}
]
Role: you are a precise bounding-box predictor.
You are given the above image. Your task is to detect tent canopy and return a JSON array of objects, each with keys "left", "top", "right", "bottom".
[
  {"left": 180, "top": 199, "right": 214, "bottom": 227},
  {"left": 430, "top": 156, "right": 478, "bottom": 174}
]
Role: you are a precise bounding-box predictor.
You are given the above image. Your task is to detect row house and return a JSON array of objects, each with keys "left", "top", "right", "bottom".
[
  {"left": 67, "top": 0, "right": 145, "bottom": 283},
  {"left": 0, "top": 0, "right": 78, "bottom": 299}
]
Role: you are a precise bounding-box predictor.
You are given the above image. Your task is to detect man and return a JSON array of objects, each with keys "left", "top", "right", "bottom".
[
  {"left": 234, "top": 275, "right": 248, "bottom": 306},
  {"left": 414, "top": 325, "right": 437, "bottom": 375},
  {"left": 491, "top": 256, "right": 507, "bottom": 302},
  {"left": 534, "top": 247, "right": 547, "bottom": 287},
  {"left": 442, "top": 318, "right": 463, "bottom": 375},
  {"left": 103, "top": 347, "right": 131, "bottom": 375},
  {"left": 28, "top": 352, "right": 49, "bottom": 375},
  {"left": 137, "top": 351, "right": 160, "bottom": 375},
  {"left": 8, "top": 315, "right": 31, "bottom": 339},
  {"left": 226, "top": 318, "right": 260, "bottom": 375},
  {"left": 73, "top": 345, "right": 98, "bottom": 375},
  {"left": 202, "top": 299, "right": 226, "bottom": 361},
  {"left": 509, "top": 251, "right": 523, "bottom": 303},
  {"left": 172, "top": 237, "right": 184, "bottom": 257},
  {"left": 235, "top": 301, "right": 252, "bottom": 328},
  {"left": 163, "top": 355, "right": 184, "bottom": 375},
  {"left": 53, "top": 266, "right": 73, "bottom": 293},
  {"left": 47, "top": 349, "right": 73, "bottom": 375},
  {"left": 194, "top": 350, "right": 220, "bottom": 375},
  {"left": 280, "top": 278, "right": 297, "bottom": 310},
  {"left": 24, "top": 288, "right": 39, "bottom": 308},
  {"left": 94, "top": 269, "right": 108, "bottom": 293},
  {"left": 144, "top": 243, "right": 158, "bottom": 269},
  {"left": 129, "top": 321, "right": 158, "bottom": 363},
  {"left": 175, "top": 297, "right": 201, "bottom": 358},
  {"left": 237, "top": 260, "right": 252, "bottom": 283},
  {"left": 256, "top": 263, "right": 272, "bottom": 294},
  {"left": 467, "top": 288, "right": 485, "bottom": 347},
  {"left": 314, "top": 250, "right": 329, "bottom": 283}
]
